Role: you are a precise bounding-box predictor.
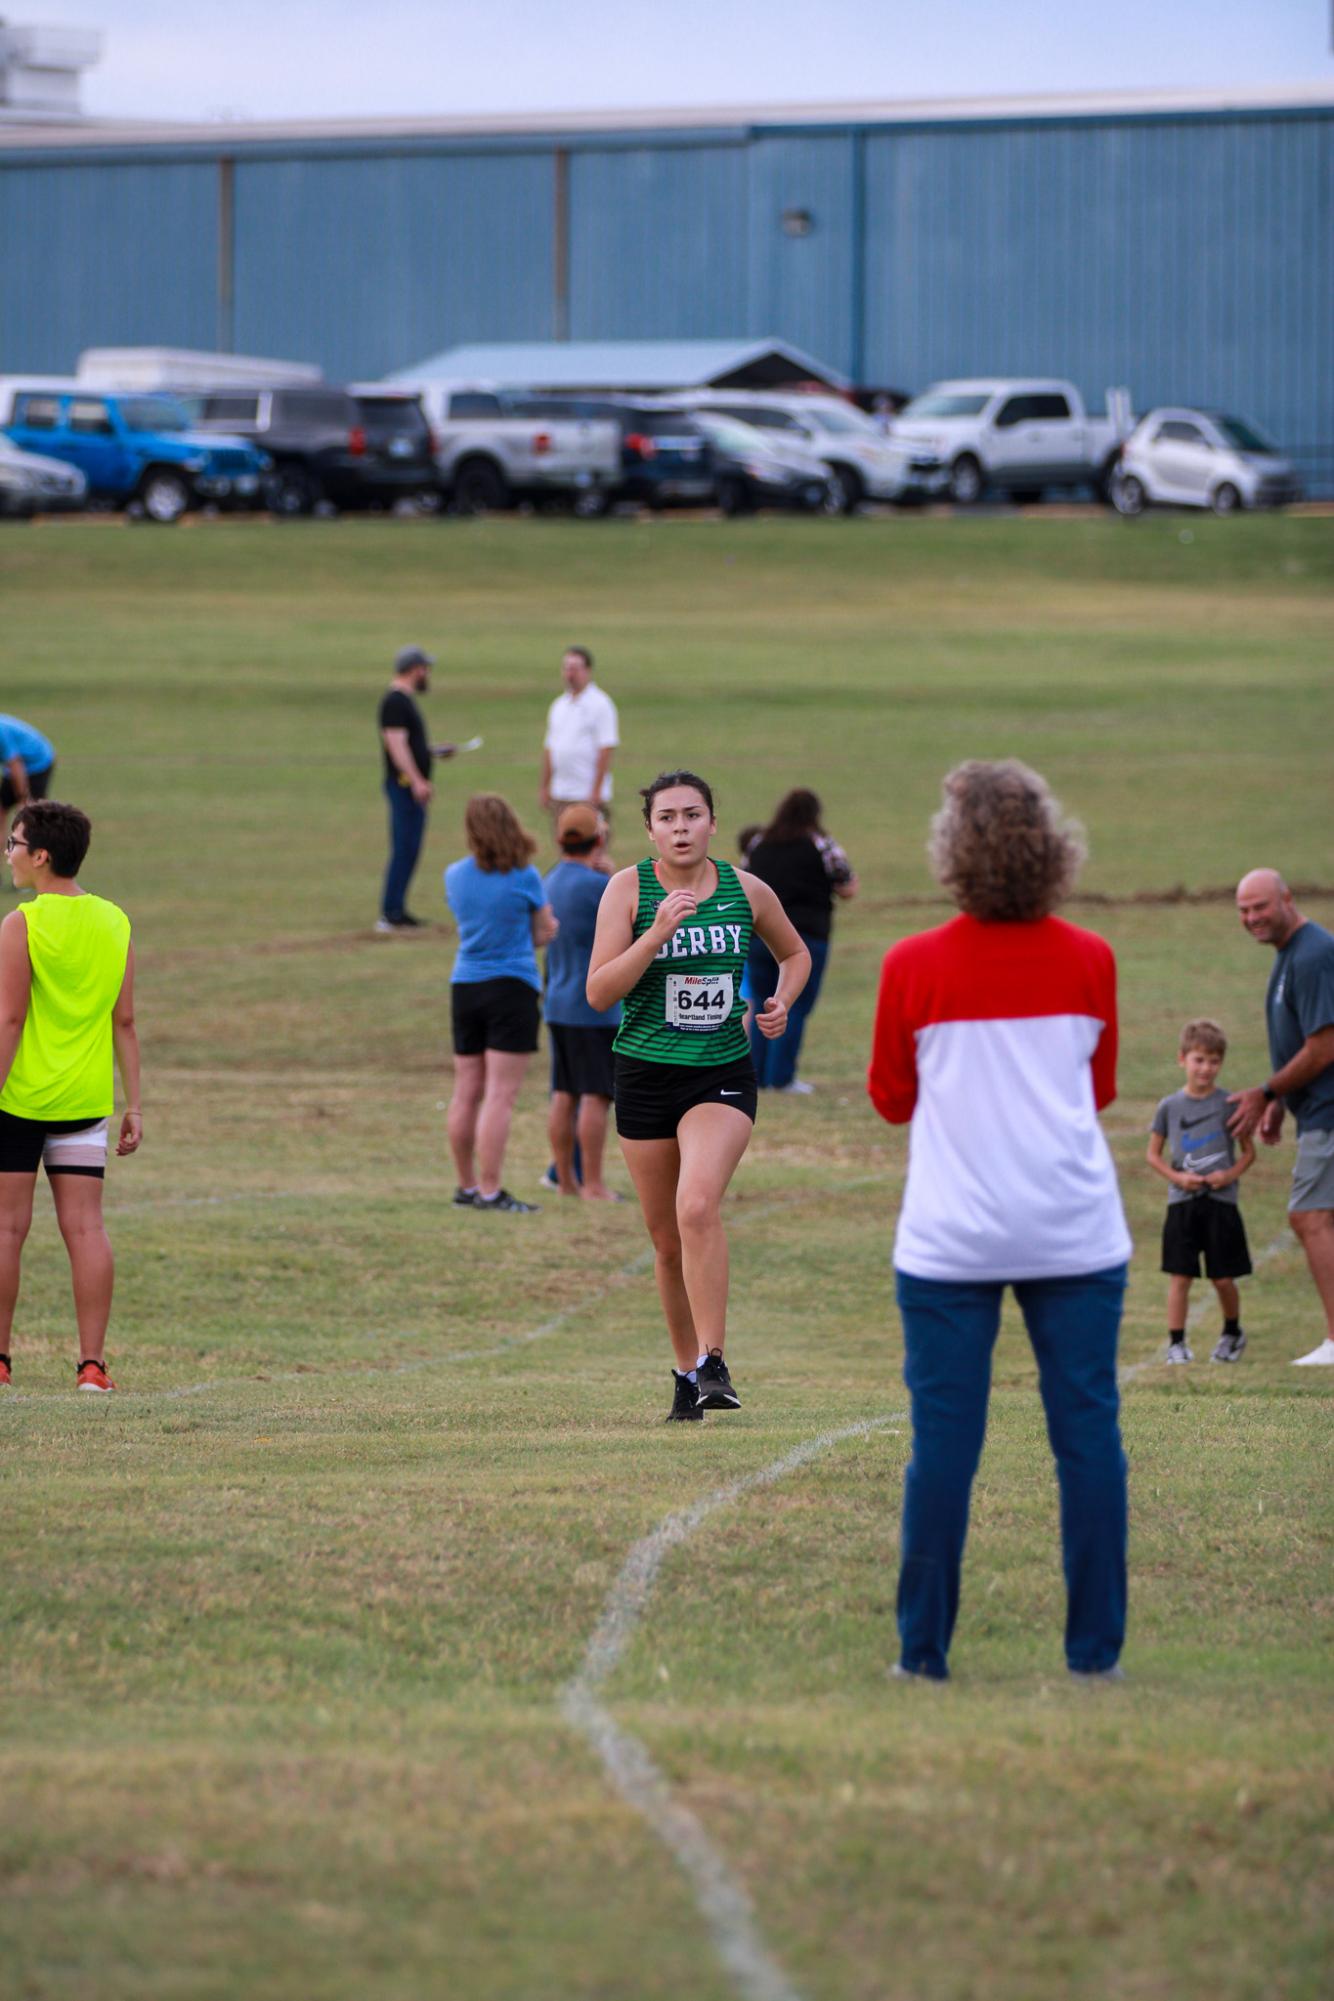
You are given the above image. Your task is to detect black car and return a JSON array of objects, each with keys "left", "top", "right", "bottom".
[
  {"left": 348, "top": 389, "right": 444, "bottom": 511},
  {"left": 189, "top": 386, "right": 380, "bottom": 516},
  {"left": 509, "top": 398, "right": 715, "bottom": 511}
]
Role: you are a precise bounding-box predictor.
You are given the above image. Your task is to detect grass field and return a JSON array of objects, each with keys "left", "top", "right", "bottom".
[{"left": 1, "top": 513, "right": 1331, "bottom": 2000}]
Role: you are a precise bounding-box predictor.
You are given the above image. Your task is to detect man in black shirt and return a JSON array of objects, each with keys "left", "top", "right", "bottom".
[{"left": 377, "top": 645, "right": 454, "bottom": 932}]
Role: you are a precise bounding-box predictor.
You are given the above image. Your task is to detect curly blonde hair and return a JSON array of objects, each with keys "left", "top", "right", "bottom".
[
  {"left": 465, "top": 794, "right": 538, "bottom": 874},
  {"left": 928, "top": 760, "right": 1086, "bottom": 922}
]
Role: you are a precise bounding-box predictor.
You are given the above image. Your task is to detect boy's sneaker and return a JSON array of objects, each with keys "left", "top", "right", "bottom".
[
  {"left": 474, "top": 1188, "right": 539, "bottom": 1214},
  {"left": 1292, "top": 1337, "right": 1334, "bottom": 1366},
  {"left": 1211, "top": 1329, "right": 1247, "bottom": 1363},
  {"left": 537, "top": 1165, "right": 560, "bottom": 1191},
  {"left": 666, "top": 1370, "right": 704, "bottom": 1422},
  {"left": 452, "top": 1186, "right": 478, "bottom": 1206},
  {"left": 76, "top": 1359, "right": 116, "bottom": 1393},
  {"left": 0, "top": 1353, "right": 10, "bottom": 1387},
  {"left": 695, "top": 1347, "right": 740, "bottom": 1411},
  {"left": 1165, "top": 1340, "right": 1193, "bottom": 1365}
]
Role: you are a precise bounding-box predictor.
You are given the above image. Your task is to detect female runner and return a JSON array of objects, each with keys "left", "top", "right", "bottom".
[{"left": 587, "top": 771, "right": 810, "bottom": 1420}]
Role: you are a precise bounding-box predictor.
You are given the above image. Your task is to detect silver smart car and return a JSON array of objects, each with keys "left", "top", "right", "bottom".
[{"left": 1113, "top": 408, "right": 1303, "bottom": 516}]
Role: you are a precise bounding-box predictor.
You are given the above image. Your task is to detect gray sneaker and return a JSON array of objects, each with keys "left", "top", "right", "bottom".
[
  {"left": 1210, "top": 1329, "right": 1247, "bottom": 1363},
  {"left": 1069, "top": 1664, "right": 1126, "bottom": 1683},
  {"left": 1165, "top": 1340, "right": 1193, "bottom": 1365}
]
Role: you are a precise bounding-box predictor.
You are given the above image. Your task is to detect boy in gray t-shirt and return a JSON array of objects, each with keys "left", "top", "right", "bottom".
[{"left": 1147, "top": 1019, "right": 1255, "bottom": 1364}]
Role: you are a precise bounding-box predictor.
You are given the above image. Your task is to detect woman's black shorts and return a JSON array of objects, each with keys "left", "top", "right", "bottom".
[
  {"left": 549, "top": 1024, "right": 617, "bottom": 1100},
  {"left": 451, "top": 977, "right": 540, "bottom": 1057},
  {"left": 614, "top": 1052, "right": 757, "bottom": 1141},
  {"left": 1161, "top": 1197, "right": 1253, "bottom": 1279},
  {"left": 0, "top": 1109, "right": 107, "bottom": 1177}
]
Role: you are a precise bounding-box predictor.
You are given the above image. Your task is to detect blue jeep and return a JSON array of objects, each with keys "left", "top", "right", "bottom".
[{"left": 1, "top": 386, "right": 268, "bottom": 522}]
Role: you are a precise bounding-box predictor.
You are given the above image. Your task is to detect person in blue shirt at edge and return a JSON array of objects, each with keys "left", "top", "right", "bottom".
[
  {"left": 444, "top": 795, "right": 557, "bottom": 1214},
  {"left": 542, "top": 805, "right": 623, "bottom": 1202},
  {"left": 0, "top": 717, "right": 57, "bottom": 891},
  {"left": 1229, "top": 868, "right": 1334, "bottom": 1366}
]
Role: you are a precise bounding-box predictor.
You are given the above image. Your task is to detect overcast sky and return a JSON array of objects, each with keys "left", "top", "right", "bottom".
[{"left": 12, "top": 0, "right": 1334, "bottom": 123}]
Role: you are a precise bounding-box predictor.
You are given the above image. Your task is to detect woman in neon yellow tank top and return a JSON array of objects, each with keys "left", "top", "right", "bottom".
[
  {"left": 588, "top": 771, "right": 810, "bottom": 1423},
  {"left": 0, "top": 801, "right": 141, "bottom": 1394}
]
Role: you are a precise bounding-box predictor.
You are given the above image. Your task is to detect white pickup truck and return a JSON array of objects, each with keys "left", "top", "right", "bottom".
[
  {"left": 394, "top": 382, "right": 620, "bottom": 513},
  {"left": 889, "top": 378, "right": 1132, "bottom": 505}
]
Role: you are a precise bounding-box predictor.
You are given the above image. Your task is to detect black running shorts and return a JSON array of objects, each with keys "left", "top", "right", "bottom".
[
  {"left": 0, "top": 763, "right": 53, "bottom": 813},
  {"left": 549, "top": 1023, "right": 617, "bottom": 1100},
  {"left": 614, "top": 1052, "right": 757, "bottom": 1141},
  {"left": 1161, "top": 1197, "right": 1252, "bottom": 1280},
  {"left": 0, "top": 1109, "right": 107, "bottom": 1178},
  {"left": 451, "top": 977, "right": 541, "bottom": 1057}
]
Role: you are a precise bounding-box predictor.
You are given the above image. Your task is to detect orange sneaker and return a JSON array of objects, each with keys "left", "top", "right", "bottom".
[
  {"left": 76, "top": 1358, "right": 115, "bottom": 1393},
  {"left": 0, "top": 1353, "right": 10, "bottom": 1387}
]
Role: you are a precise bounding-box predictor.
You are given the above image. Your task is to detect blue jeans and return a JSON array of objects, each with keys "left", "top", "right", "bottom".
[
  {"left": 894, "top": 1264, "right": 1128, "bottom": 1679},
  {"left": 382, "top": 780, "right": 427, "bottom": 921},
  {"left": 747, "top": 934, "right": 829, "bottom": 1088}
]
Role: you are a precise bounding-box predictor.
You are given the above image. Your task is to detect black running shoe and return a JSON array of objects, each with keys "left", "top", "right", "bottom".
[
  {"left": 474, "top": 1188, "right": 539, "bottom": 1213},
  {"left": 666, "top": 1370, "right": 704, "bottom": 1422},
  {"left": 452, "top": 1186, "right": 478, "bottom": 1207},
  {"left": 695, "top": 1347, "right": 740, "bottom": 1411}
]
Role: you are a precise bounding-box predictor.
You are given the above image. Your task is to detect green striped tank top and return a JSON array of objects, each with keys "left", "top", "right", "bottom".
[{"left": 614, "top": 856, "right": 754, "bottom": 1068}]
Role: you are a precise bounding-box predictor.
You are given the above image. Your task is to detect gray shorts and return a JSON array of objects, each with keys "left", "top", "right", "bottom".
[{"left": 1290, "top": 1127, "right": 1334, "bottom": 1212}]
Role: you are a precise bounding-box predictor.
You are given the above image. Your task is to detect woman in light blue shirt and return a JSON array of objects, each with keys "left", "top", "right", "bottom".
[{"left": 444, "top": 795, "right": 556, "bottom": 1213}]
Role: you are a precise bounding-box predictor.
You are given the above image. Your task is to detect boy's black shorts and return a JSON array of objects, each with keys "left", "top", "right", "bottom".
[
  {"left": 1161, "top": 1197, "right": 1252, "bottom": 1279},
  {"left": 549, "top": 1024, "right": 616, "bottom": 1100}
]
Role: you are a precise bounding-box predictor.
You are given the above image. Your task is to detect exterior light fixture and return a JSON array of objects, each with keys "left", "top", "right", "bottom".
[{"left": 781, "top": 207, "right": 814, "bottom": 237}]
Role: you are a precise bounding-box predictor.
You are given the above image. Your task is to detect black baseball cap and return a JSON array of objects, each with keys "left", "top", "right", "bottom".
[{"left": 394, "top": 645, "right": 434, "bottom": 673}]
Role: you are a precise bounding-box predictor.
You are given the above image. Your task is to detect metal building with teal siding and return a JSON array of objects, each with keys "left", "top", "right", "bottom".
[{"left": 1, "top": 86, "right": 1331, "bottom": 489}]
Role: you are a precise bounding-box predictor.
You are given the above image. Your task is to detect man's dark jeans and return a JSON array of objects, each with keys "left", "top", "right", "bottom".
[
  {"left": 382, "top": 780, "right": 426, "bottom": 921},
  {"left": 894, "top": 1263, "right": 1129, "bottom": 1679}
]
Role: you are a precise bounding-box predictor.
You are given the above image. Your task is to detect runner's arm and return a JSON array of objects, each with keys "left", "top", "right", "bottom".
[
  {"left": 531, "top": 903, "right": 558, "bottom": 948},
  {"left": 586, "top": 869, "right": 689, "bottom": 1011},
  {"left": 5, "top": 755, "right": 28, "bottom": 804},
  {"left": 742, "top": 876, "right": 811, "bottom": 1036},
  {"left": 112, "top": 945, "right": 142, "bottom": 1155},
  {"left": 0, "top": 910, "right": 31, "bottom": 1093}
]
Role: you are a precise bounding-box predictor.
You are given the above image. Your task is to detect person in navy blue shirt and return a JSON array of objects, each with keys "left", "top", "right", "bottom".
[
  {"left": 444, "top": 795, "right": 556, "bottom": 1213},
  {"left": 1230, "top": 868, "right": 1334, "bottom": 1365},
  {"left": 0, "top": 715, "right": 56, "bottom": 830},
  {"left": 542, "top": 805, "right": 622, "bottom": 1201}
]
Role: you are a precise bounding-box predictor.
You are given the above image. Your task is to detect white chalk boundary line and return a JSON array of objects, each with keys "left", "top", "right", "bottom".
[
  {"left": 563, "top": 1413, "right": 903, "bottom": 2001},
  {"left": 1118, "top": 1224, "right": 1296, "bottom": 1383},
  {"left": 0, "top": 1175, "right": 891, "bottom": 1407}
]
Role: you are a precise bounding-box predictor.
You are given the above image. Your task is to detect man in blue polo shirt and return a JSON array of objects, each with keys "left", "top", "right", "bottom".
[
  {"left": 1230, "top": 868, "right": 1334, "bottom": 1365},
  {"left": 0, "top": 715, "right": 56, "bottom": 829}
]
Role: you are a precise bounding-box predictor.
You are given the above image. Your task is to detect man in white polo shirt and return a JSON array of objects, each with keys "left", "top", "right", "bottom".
[{"left": 538, "top": 647, "right": 619, "bottom": 842}]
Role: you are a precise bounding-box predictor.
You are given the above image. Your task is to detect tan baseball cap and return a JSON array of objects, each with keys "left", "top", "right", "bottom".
[{"left": 556, "top": 804, "right": 600, "bottom": 848}]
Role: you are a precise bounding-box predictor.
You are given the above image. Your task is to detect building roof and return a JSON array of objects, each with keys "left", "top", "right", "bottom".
[
  {"left": 1, "top": 80, "right": 1331, "bottom": 153},
  {"left": 384, "top": 339, "right": 849, "bottom": 393}
]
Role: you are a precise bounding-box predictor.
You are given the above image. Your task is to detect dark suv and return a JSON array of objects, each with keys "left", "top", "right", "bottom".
[
  {"left": 348, "top": 389, "right": 443, "bottom": 511},
  {"left": 190, "top": 386, "right": 379, "bottom": 516},
  {"left": 509, "top": 398, "right": 715, "bottom": 511}
]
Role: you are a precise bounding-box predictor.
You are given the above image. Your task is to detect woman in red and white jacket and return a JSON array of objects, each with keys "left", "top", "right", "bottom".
[{"left": 868, "top": 760, "right": 1132, "bottom": 1683}]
